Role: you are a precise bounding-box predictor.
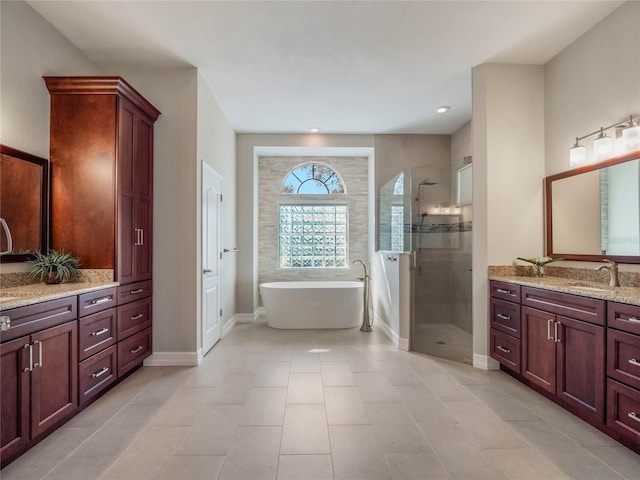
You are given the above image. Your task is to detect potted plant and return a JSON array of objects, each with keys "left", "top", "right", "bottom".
[
  {"left": 27, "top": 250, "right": 80, "bottom": 284},
  {"left": 516, "top": 256, "right": 563, "bottom": 277}
]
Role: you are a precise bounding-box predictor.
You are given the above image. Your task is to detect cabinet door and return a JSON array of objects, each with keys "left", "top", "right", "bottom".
[
  {"left": 522, "top": 306, "right": 556, "bottom": 394},
  {"left": 556, "top": 315, "right": 605, "bottom": 422},
  {"left": 0, "top": 337, "right": 30, "bottom": 462},
  {"left": 134, "top": 115, "right": 153, "bottom": 281},
  {"left": 30, "top": 322, "right": 78, "bottom": 437},
  {"left": 117, "top": 100, "right": 137, "bottom": 284}
]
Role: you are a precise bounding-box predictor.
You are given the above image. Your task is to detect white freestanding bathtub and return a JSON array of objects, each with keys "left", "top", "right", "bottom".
[{"left": 259, "top": 281, "right": 364, "bottom": 329}]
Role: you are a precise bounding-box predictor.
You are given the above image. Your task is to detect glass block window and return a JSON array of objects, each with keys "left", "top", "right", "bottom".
[
  {"left": 391, "top": 205, "right": 404, "bottom": 251},
  {"left": 281, "top": 163, "right": 346, "bottom": 194},
  {"left": 279, "top": 205, "right": 348, "bottom": 268}
]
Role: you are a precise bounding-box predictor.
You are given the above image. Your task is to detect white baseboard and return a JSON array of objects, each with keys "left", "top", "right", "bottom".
[
  {"left": 255, "top": 306, "right": 266, "bottom": 318},
  {"left": 223, "top": 316, "right": 237, "bottom": 337},
  {"left": 234, "top": 313, "right": 256, "bottom": 323},
  {"left": 144, "top": 351, "right": 200, "bottom": 367},
  {"left": 398, "top": 337, "right": 409, "bottom": 351},
  {"left": 473, "top": 353, "right": 500, "bottom": 371},
  {"left": 374, "top": 314, "right": 399, "bottom": 347}
]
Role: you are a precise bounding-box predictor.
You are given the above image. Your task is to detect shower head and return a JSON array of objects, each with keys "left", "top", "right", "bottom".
[{"left": 419, "top": 178, "right": 437, "bottom": 186}]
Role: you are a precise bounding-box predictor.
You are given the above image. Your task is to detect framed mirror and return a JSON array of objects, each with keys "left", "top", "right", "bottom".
[
  {"left": 0, "top": 145, "right": 50, "bottom": 262},
  {"left": 546, "top": 149, "right": 640, "bottom": 263}
]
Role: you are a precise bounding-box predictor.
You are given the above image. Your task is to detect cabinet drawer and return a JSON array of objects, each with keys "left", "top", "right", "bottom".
[
  {"left": 607, "top": 379, "right": 640, "bottom": 446},
  {"left": 117, "top": 297, "right": 152, "bottom": 340},
  {"left": 78, "top": 345, "right": 117, "bottom": 406},
  {"left": 78, "top": 308, "right": 116, "bottom": 361},
  {"left": 608, "top": 302, "right": 640, "bottom": 336},
  {"left": 78, "top": 288, "right": 117, "bottom": 318},
  {"left": 0, "top": 297, "right": 77, "bottom": 343},
  {"left": 117, "top": 280, "right": 152, "bottom": 304},
  {"left": 608, "top": 329, "right": 640, "bottom": 391},
  {"left": 490, "top": 298, "right": 521, "bottom": 338},
  {"left": 522, "top": 286, "right": 605, "bottom": 326},
  {"left": 490, "top": 328, "right": 520, "bottom": 374},
  {"left": 117, "top": 327, "right": 152, "bottom": 377},
  {"left": 490, "top": 281, "right": 521, "bottom": 303}
]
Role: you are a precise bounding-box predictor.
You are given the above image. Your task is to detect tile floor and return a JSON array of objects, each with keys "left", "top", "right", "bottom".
[
  {"left": 2, "top": 319, "right": 640, "bottom": 480},
  {"left": 412, "top": 323, "right": 473, "bottom": 364}
]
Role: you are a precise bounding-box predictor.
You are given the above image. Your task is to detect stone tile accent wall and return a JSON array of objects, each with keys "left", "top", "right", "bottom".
[{"left": 258, "top": 156, "right": 369, "bottom": 286}]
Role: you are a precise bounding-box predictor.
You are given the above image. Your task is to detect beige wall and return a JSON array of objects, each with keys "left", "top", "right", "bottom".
[
  {"left": 472, "top": 64, "right": 545, "bottom": 369},
  {"left": 545, "top": 1, "right": 640, "bottom": 177},
  {"left": 0, "top": 1, "right": 100, "bottom": 158},
  {"left": 196, "top": 72, "right": 237, "bottom": 347}
]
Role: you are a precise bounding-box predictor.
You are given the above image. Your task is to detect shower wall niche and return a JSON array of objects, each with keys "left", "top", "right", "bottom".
[{"left": 377, "top": 163, "right": 473, "bottom": 364}]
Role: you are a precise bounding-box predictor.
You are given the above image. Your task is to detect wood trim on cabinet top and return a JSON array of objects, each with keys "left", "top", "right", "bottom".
[{"left": 43, "top": 76, "right": 161, "bottom": 121}]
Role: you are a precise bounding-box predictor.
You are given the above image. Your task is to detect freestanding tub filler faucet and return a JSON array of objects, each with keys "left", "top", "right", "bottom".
[{"left": 352, "top": 259, "right": 372, "bottom": 332}]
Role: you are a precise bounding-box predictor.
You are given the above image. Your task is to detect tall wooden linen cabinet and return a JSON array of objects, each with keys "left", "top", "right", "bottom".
[{"left": 44, "top": 76, "right": 160, "bottom": 372}]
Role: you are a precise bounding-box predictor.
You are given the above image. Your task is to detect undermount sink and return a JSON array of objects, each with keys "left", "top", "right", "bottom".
[{"left": 567, "top": 283, "right": 610, "bottom": 293}]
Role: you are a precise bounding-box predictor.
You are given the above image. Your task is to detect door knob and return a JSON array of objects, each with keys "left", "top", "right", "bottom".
[{"left": 203, "top": 269, "right": 212, "bottom": 274}]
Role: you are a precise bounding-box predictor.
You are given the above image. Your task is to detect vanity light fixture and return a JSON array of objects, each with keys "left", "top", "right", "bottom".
[
  {"left": 570, "top": 114, "right": 640, "bottom": 166},
  {"left": 570, "top": 138, "right": 587, "bottom": 167},
  {"left": 593, "top": 127, "right": 613, "bottom": 161},
  {"left": 454, "top": 205, "right": 461, "bottom": 214},
  {"left": 622, "top": 115, "right": 640, "bottom": 152},
  {"left": 443, "top": 206, "right": 451, "bottom": 214},
  {"left": 433, "top": 205, "right": 441, "bottom": 214}
]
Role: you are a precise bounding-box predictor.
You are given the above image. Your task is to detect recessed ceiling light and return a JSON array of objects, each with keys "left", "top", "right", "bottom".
[
  {"left": 436, "top": 106, "right": 450, "bottom": 114},
  {"left": 309, "top": 128, "right": 320, "bottom": 133}
]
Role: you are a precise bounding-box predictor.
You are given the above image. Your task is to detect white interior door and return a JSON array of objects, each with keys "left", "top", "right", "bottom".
[{"left": 202, "top": 162, "right": 222, "bottom": 355}]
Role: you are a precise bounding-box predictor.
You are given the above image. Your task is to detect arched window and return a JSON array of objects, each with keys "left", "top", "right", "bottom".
[
  {"left": 279, "top": 162, "right": 348, "bottom": 268},
  {"left": 281, "top": 162, "right": 346, "bottom": 194},
  {"left": 393, "top": 171, "right": 404, "bottom": 195}
]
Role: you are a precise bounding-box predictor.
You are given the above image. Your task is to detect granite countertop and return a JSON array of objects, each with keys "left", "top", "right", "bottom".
[
  {"left": 0, "top": 281, "right": 119, "bottom": 310},
  {"left": 490, "top": 274, "right": 640, "bottom": 306}
]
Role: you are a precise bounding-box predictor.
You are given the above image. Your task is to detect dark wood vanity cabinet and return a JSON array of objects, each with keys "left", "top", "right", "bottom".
[
  {"left": 1, "top": 299, "right": 78, "bottom": 466},
  {"left": 606, "top": 302, "right": 640, "bottom": 447},
  {"left": 44, "top": 76, "right": 160, "bottom": 284},
  {"left": 490, "top": 282, "right": 607, "bottom": 423},
  {"left": 488, "top": 280, "right": 640, "bottom": 453}
]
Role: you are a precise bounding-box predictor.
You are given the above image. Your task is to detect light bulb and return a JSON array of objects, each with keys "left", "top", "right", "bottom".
[
  {"left": 622, "top": 117, "right": 640, "bottom": 153},
  {"left": 593, "top": 128, "right": 613, "bottom": 161},
  {"left": 433, "top": 205, "right": 440, "bottom": 214},
  {"left": 570, "top": 138, "right": 586, "bottom": 167},
  {"left": 443, "top": 206, "right": 451, "bottom": 214},
  {"left": 454, "top": 206, "right": 461, "bottom": 214}
]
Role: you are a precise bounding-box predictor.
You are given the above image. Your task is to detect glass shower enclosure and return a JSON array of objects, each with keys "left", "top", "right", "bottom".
[{"left": 379, "top": 165, "right": 473, "bottom": 364}]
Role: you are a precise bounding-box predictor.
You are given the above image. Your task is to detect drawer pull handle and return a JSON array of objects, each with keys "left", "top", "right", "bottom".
[
  {"left": 33, "top": 340, "right": 43, "bottom": 368},
  {"left": 496, "top": 288, "right": 512, "bottom": 295},
  {"left": 91, "top": 327, "right": 110, "bottom": 337},
  {"left": 554, "top": 321, "right": 561, "bottom": 343},
  {"left": 130, "top": 314, "right": 144, "bottom": 321},
  {"left": 628, "top": 412, "right": 640, "bottom": 424},
  {"left": 91, "top": 367, "right": 109, "bottom": 378},
  {"left": 496, "top": 313, "right": 511, "bottom": 321},
  {"left": 629, "top": 358, "right": 640, "bottom": 368},
  {"left": 130, "top": 288, "right": 144, "bottom": 294},
  {"left": 628, "top": 316, "right": 640, "bottom": 324},
  {"left": 496, "top": 346, "right": 511, "bottom": 354},
  {"left": 89, "top": 297, "right": 112, "bottom": 306},
  {"left": 130, "top": 345, "right": 144, "bottom": 354}
]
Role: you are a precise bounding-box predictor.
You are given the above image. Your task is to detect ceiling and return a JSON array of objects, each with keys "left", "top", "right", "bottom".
[{"left": 28, "top": 0, "right": 624, "bottom": 135}]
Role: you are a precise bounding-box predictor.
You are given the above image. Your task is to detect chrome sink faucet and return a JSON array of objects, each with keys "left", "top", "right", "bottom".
[{"left": 598, "top": 259, "right": 620, "bottom": 287}]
